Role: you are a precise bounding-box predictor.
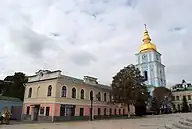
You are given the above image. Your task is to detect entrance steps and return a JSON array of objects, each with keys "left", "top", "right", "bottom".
[{"left": 165, "top": 118, "right": 192, "bottom": 129}]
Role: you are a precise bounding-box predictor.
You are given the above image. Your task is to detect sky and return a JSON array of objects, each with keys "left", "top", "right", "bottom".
[{"left": 0, "top": 0, "right": 192, "bottom": 87}]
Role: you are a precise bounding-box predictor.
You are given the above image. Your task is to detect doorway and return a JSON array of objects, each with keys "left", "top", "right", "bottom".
[{"left": 31, "top": 105, "right": 40, "bottom": 121}]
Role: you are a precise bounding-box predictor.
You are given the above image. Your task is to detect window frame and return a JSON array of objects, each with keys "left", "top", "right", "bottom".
[
  {"left": 47, "top": 85, "right": 52, "bottom": 96},
  {"left": 61, "top": 86, "right": 67, "bottom": 97},
  {"left": 28, "top": 88, "right": 32, "bottom": 98},
  {"left": 80, "top": 89, "right": 84, "bottom": 99},
  {"left": 72, "top": 88, "right": 76, "bottom": 98}
]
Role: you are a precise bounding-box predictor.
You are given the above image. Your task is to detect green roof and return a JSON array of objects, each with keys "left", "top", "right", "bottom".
[
  {"left": 172, "top": 88, "right": 192, "bottom": 92},
  {"left": 0, "top": 96, "right": 22, "bottom": 102}
]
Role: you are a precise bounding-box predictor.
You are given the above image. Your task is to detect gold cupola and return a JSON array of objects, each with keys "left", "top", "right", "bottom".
[{"left": 139, "top": 24, "right": 157, "bottom": 52}]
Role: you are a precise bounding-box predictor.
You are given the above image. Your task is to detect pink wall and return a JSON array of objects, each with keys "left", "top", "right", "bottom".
[
  {"left": 23, "top": 103, "right": 32, "bottom": 115},
  {"left": 40, "top": 103, "right": 54, "bottom": 116},
  {"left": 54, "top": 104, "right": 60, "bottom": 116},
  {"left": 23, "top": 103, "right": 129, "bottom": 117},
  {"left": 75, "top": 105, "right": 90, "bottom": 116},
  {"left": 23, "top": 103, "right": 57, "bottom": 116},
  {"left": 75, "top": 105, "right": 128, "bottom": 116}
]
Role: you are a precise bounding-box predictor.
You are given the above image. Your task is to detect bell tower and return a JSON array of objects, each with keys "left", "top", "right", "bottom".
[{"left": 135, "top": 25, "right": 166, "bottom": 88}]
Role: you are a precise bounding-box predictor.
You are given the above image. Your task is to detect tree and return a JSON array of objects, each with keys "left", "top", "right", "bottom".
[
  {"left": 151, "top": 97, "right": 160, "bottom": 114},
  {"left": 182, "top": 96, "right": 189, "bottom": 113},
  {"left": 153, "top": 87, "right": 172, "bottom": 113},
  {"left": 135, "top": 89, "right": 148, "bottom": 116},
  {"left": 172, "top": 103, "right": 176, "bottom": 113},
  {"left": 111, "top": 64, "right": 148, "bottom": 117},
  {"left": 2, "top": 72, "right": 28, "bottom": 101}
]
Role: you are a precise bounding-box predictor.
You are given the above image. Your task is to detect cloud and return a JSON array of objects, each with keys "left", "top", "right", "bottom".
[
  {"left": 69, "top": 50, "right": 97, "bottom": 66},
  {"left": 0, "top": 0, "right": 191, "bottom": 87},
  {"left": 8, "top": 27, "right": 54, "bottom": 58}
]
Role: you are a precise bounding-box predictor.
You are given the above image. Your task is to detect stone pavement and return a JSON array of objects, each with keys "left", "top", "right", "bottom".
[{"left": 0, "top": 113, "right": 192, "bottom": 129}]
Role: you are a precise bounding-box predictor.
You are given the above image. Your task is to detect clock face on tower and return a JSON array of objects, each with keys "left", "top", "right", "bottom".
[
  {"left": 156, "top": 54, "right": 159, "bottom": 61},
  {"left": 142, "top": 54, "right": 147, "bottom": 62}
]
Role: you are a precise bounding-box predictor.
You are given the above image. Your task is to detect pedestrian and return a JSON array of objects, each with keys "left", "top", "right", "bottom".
[{"left": 0, "top": 113, "right": 5, "bottom": 124}]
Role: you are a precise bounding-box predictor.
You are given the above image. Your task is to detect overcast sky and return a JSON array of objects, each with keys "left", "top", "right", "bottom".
[{"left": 0, "top": 0, "right": 191, "bottom": 87}]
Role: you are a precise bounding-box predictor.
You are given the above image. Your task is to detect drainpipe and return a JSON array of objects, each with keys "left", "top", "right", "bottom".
[{"left": 52, "top": 103, "right": 55, "bottom": 122}]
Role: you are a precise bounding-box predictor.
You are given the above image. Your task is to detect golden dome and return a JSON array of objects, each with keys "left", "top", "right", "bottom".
[{"left": 139, "top": 24, "right": 157, "bottom": 52}]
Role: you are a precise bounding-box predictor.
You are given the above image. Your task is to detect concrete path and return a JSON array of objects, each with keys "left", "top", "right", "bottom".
[{"left": 0, "top": 113, "right": 191, "bottom": 129}]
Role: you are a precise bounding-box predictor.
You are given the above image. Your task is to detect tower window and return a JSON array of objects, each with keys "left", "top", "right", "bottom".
[{"left": 144, "top": 71, "right": 148, "bottom": 81}]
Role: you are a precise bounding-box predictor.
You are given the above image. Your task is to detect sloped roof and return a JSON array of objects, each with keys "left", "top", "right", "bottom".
[{"left": 0, "top": 96, "right": 22, "bottom": 102}]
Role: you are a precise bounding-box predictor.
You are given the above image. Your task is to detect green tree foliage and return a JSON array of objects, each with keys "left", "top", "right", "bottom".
[
  {"left": 182, "top": 96, "right": 189, "bottom": 113},
  {"left": 111, "top": 64, "right": 148, "bottom": 116},
  {"left": 2, "top": 72, "right": 28, "bottom": 101}
]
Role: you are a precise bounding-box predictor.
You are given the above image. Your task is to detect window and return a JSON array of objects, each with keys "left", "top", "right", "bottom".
[
  {"left": 183, "top": 96, "right": 186, "bottom": 100},
  {"left": 188, "top": 95, "right": 191, "bottom": 100},
  {"left": 110, "top": 108, "right": 112, "bottom": 116},
  {"left": 47, "top": 85, "right": 52, "bottom": 96},
  {"left": 109, "top": 92, "right": 112, "bottom": 102},
  {"left": 176, "top": 96, "right": 179, "bottom": 100},
  {"left": 98, "top": 108, "right": 100, "bottom": 116},
  {"left": 40, "top": 107, "right": 44, "bottom": 115},
  {"left": 114, "top": 109, "right": 116, "bottom": 115},
  {"left": 60, "top": 104, "right": 76, "bottom": 117},
  {"left": 37, "top": 87, "right": 40, "bottom": 97},
  {"left": 104, "top": 108, "right": 107, "bottom": 116},
  {"left": 71, "top": 106, "right": 75, "bottom": 116},
  {"left": 144, "top": 71, "right": 148, "bottom": 81},
  {"left": 46, "top": 107, "right": 50, "bottom": 116},
  {"left": 104, "top": 93, "right": 107, "bottom": 101},
  {"left": 119, "top": 109, "right": 121, "bottom": 115},
  {"left": 123, "top": 109, "right": 125, "bottom": 115},
  {"left": 60, "top": 104, "right": 65, "bottom": 116},
  {"left": 90, "top": 91, "right": 93, "bottom": 100},
  {"left": 80, "top": 89, "right": 84, "bottom": 99},
  {"left": 61, "top": 86, "right": 67, "bottom": 97},
  {"left": 97, "top": 92, "right": 101, "bottom": 101},
  {"left": 80, "top": 108, "right": 84, "bottom": 116},
  {"left": 172, "top": 96, "right": 175, "bottom": 101},
  {"left": 26, "top": 106, "right": 30, "bottom": 115},
  {"left": 28, "top": 88, "right": 32, "bottom": 98},
  {"left": 72, "top": 88, "right": 76, "bottom": 98}
]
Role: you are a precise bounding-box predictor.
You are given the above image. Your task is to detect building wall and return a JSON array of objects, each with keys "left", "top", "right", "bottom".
[
  {"left": 172, "top": 90, "right": 192, "bottom": 111},
  {"left": 0, "top": 100, "right": 23, "bottom": 120},
  {"left": 23, "top": 70, "right": 133, "bottom": 121},
  {"left": 24, "top": 79, "right": 58, "bottom": 99}
]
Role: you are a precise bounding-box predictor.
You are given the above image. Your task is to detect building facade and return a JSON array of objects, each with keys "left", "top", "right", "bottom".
[
  {"left": 171, "top": 83, "right": 192, "bottom": 112},
  {"left": 135, "top": 25, "right": 166, "bottom": 89},
  {"left": 23, "top": 70, "right": 133, "bottom": 122},
  {"left": 0, "top": 96, "right": 23, "bottom": 120}
]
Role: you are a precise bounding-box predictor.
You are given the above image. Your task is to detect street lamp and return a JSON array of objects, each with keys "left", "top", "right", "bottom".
[{"left": 90, "top": 91, "right": 93, "bottom": 121}]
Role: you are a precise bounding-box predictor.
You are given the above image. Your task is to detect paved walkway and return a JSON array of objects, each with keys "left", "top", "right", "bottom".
[{"left": 0, "top": 113, "right": 192, "bottom": 129}]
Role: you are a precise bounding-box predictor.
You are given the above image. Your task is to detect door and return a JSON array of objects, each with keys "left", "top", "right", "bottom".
[
  {"left": 32, "top": 105, "right": 40, "bottom": 121},
  {"left": 45, "top": 107, "right": 50, "bottom": 116}
]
